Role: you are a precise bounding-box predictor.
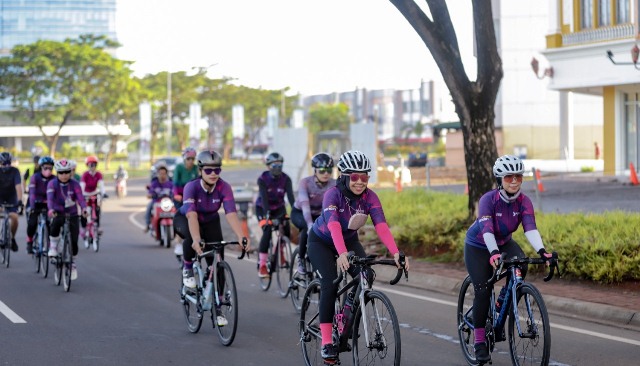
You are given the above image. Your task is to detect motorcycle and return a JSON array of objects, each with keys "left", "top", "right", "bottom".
[
  {"left": 114, "top": 176, "right": 127, "bottom": 198},
  {"left": 150, "top": 194, "right": 176, "bottom": 248}
]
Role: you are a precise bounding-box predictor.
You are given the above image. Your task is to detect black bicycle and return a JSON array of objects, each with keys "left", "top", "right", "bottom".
[
  {"left": 31, "top": 209, "right": 50, "bottom": 278},
  {"left": 300, "top": 252, "right": 408, "bottom": 366},
  {"left": 0, "top": 203, "right": 17, "bottom": 268},
  {"left": 457, "top": 252, "right": 559, "bottom": 366},
  {"left": 180, "top": 239, "right": 247, "bottom": 346},
  {"left": 52, "top": 214, "right": 76, "bottom": 292},
  {"left": 258, "top": 216, "right": 292, "bottom": 297},
  {"left": 289, "top": 245, "right": 316, "bottom": 313}
]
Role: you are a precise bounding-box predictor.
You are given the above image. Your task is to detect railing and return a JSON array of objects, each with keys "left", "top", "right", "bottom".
[{"left": 562, "top": 23, "right": 635, "bottom": 46}]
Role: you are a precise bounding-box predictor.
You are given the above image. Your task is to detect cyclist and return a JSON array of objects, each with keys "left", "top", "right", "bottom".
[
  {"left": 146, "top": 163, "right": 173, "bottom": 235},
  {"left": 307, "top": 150, "right": 409, "bottom": 362},
  {"left": 25, "top": 156, "right": 55, "bottom": 254},
  {"left": 80, "top": 155, "right": 105, "bottom": 248},
  {"left": 70, "top": 160, "right": 81, "bottom": 182},
  {"left": 254, "top": 152, "right": 295, "bottom": 278},
  {"left": 23, "top": 155, "right": 41, "bottom": 208},
  {"left": 173, "top": 147, "right": 199, "bottom": 210},
  {"left": 290, "top": 152, "right": 336, "bottom": 274},
  {"left": 175, "top": 150, "right": 250, "bottom": 325},
  {"left": 47, "top": 159, "right": 88, "bottom": 281},
  {"left": 464, "top": 154, "right": 553, "bottom": 363},
  {"left": 0, "top": 152, "right": 24, "bottom": 252}
]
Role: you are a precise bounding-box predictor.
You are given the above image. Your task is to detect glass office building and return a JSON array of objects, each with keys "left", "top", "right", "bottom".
[{"left": 0, "top": 0, "right": 117, "bottom": 54}]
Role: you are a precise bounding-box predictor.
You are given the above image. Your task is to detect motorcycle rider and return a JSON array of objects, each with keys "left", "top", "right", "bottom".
[
  {"left": 146, "top": 164, "right": 173, "bottom": 236},
  {"left": 114, "top": 164, "right": 128, "bottom": 196}
]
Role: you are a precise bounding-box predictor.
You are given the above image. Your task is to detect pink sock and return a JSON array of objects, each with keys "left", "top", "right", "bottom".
[
  {"left": 474, "top": 328, "right": 486, "bottom": 344},
  {"left": 320, "top": 323, "right": 333, "bottom": 345},
  {"left": 259, "top": 252, "right": 268, "bottom": 266}
]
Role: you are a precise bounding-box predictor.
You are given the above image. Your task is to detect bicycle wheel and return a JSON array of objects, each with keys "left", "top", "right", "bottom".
[
  {"left": 508, "top": 283, "right": 550, "bottom": 366},
  {"left": 259, "top": 232, "right": 275, "bottom": 291},
  {"left": 93, "top": 229, "right": 100, "bottom": 252},
  {"left": 3, "top": 219, "right": 11, "bottom": 268},
  {"left": 352, "top": 290, "right": 401, "bottom": 366},
  {"left": 62, "top": 235, "right": 72, "bottom": 292},
  {"left": 33, "top": 229, "right": 41, "bottom": 273},
  {"left": 276, "top": 235, "right": 292, "bottom": 298},
  {"left": 300, "top": 280, "right": 323, "bottom": 366},
  {"left": 214, "top": 261, "right": 239, "bottom": 346},
  {"left": 40, "top": 225, "right": 50, "bottom": 278},
  {"left": 182, "top": 272, "right": 203, "bottom": 333},
  {"left": 54, "top": 255, "right": 62, "bottom": 286},
  {"left": 290, "top": 248, "right": 304, "bottom": 312},
  {"left": 457, "top": 275, "right": 479, "bottom": 365}
]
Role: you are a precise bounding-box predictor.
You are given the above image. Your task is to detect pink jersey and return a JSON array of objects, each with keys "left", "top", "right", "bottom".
[{"left": 81, "top": 171, "right": 103, "bottom": 193}]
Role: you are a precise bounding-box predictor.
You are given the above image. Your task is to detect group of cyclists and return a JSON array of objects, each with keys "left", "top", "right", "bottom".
[{"left": 1, "top": 144, "right": 556, "bottom": 364}]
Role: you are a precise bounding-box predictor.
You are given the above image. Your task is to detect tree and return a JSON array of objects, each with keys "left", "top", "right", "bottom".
[
  {"left": 308, "top": 103, "right": 351, "bottom": 134},
  {"left": 390, "top": 0, "right": 502, "bottom": 219}
]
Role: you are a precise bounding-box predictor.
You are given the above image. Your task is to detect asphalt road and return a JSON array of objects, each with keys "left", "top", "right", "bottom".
[{"left": 1, "top": 170, "right": 638, "bottom": 365}]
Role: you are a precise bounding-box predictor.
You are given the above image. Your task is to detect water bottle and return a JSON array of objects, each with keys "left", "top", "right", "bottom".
[
  {"left": 203, "top": 280, "right": 213, "bottom": 304},
  {"left": 342, "top": 292, "right": 355, "bottom": 335},
  {"left": 495, "top": 286, "right": 507, "bottom": 311}
]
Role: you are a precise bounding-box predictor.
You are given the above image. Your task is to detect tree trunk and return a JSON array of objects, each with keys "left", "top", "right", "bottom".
[{"left": 105, "top": 133, "right": 118, "bottom": 170}]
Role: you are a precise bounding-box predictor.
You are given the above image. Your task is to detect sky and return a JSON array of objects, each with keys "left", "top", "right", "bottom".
[{"left": 116, "top": 0, "right": 476, "bottom": 96}]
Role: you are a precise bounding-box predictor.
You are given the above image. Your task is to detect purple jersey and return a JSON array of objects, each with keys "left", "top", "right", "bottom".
[
  {"left": 465, "top": 189, "right": 537, "bottom": 249},
  {"left": 46, "top": 178, "right": 86, "bottom": 215},
  {"left": 179, "top": 178, "right": 237, "bottom": 223},
  {"left": 294, "top": 175, "right": 336, "bottom": 224},
  {"left": 312, "top": 187, "right": 388, "bottom": 243},
  {"left": 148, "top": 179, "right": 173, "bottom": 202},
  {"left": 255, "top": 171, "right": 294, "bottom": 211},
  {"left": 29, "top": 172, "right": 54, "bottom": 208}
]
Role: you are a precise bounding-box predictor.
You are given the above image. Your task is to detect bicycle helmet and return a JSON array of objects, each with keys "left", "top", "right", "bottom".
[
  {"left": 196, "top": 150, "right": 222, "bottom": 167},
  {"left": 33, "top": 155, "right": 41, "bottom": 164},
  {"left": 155, "top": 162, "right": 169, "bottom": 173},
  {"left": 311, "top": 153, "right": 334, "bottom": 169},
  {"left": 68, "top": 160, "right": 77, "bottom": 170},
  {"left": 38, "top": 156, "right": 54, "bottom": 166},
  {"left": 492, "top": 155, "right": 525, "bottom": 178},
  {"left": 337, "top": 150, "right": 371, "bottom": 173},
  {"left": 0, "top": 152, "right": 12, "bottom": 166},
  {"left": 265, "top": 152, "right": 284, "bottom": 165},
  {"left": 54, "top": 159, "right": 73, "bottom": 172},
  {"left": 182, "top": 147, "right": 197, "bottom": 159},
  {"left": 86, "top": 155, "right": 99, "bottom": 165}
]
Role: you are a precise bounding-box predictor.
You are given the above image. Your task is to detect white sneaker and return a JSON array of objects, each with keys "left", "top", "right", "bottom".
[
  {"left": 48, "top": 247, "right": 58, "bottom": 257},
  {"left": 71, "top": 263, "right": 78, "bottom": 281},
  {"left": 216, "top": 315, "right": 228, "bottom": 327},
  {"left": 84, "top": 238, "right": 89, "bottom": 249},
  {"left": 174, "top": 244, "right": 183, "bottom": 256},
  {"left": 92, "top": 240, "right": 98, "bottom": 251},
  {"left": 182, "top": 269, "right": 196, "bottom": 289}
]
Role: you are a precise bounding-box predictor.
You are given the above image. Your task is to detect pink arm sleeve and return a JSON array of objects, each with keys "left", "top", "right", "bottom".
[
  {"left": 374, "top": 222, "right": 399, "bottom": 255},
  {"left": 327, "top": 221, "right": 348, "bottom": 255}
]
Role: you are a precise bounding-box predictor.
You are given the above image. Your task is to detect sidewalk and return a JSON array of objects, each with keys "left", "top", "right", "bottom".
[{"left": 373, "top": 259, "right": 640, "bottom": 331}]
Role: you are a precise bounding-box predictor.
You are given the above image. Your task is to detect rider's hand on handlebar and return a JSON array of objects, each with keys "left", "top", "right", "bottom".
[
  {"left": 47, "top": 209, "right": 56, "bottom": 218},
  {"left": 393, "top": 252, "right": 409, "bottom": 270},
  {"left": 489, "top": 250, "right": 501, "bottom": 269},
  {"left": 239, "top": 235, "right": 250, "bottom": 253},
  {"left": 174, "top": 194, "right": 182, "bottom": 202},
  {"left": 192, "top": 239, "right": 204, "bottom": 256},
  {"left": 538, "top": 248, "right": 553, "bottom": 266},
  {"left": 337, "top": 252, "right": 350, "bottom": 272}
]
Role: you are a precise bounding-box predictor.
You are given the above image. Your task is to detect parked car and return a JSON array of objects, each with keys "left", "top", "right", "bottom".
[
  {"left": 408, "top": 152, "right": 428, "bottom": 167},
  {"left": 150, "top": 156, "right": 183, "bottom": 180}
]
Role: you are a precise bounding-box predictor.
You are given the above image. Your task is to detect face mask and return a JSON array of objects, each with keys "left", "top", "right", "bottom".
[{"left": 347, "top": 212, "right": 368, "bottom": 230}]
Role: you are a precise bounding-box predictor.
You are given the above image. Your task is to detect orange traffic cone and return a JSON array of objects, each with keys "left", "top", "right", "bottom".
[
  {"left": 396, "top": 176, "right": 403, "bottom": 192},
  {"left": 535, "top": 169, "right": 545, "bottom": 192},
  {"left": 630, "top": 163, "right": 639, "bottom": 186},
  {"left": 464, "top": 184, "right": 469, "bottom": 195}
]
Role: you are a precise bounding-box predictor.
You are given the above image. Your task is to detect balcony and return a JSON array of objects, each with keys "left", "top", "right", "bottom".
[{"left": 562, "top": 23, "right": 635, "bottom": 46}]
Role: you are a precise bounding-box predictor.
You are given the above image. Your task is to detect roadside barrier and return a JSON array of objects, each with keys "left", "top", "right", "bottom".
[{"left": 535, "top": 169, "right": 545, "bottom": 192}]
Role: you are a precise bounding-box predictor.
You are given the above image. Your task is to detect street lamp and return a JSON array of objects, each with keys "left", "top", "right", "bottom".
[
  {"left": 167, "top": 71, "right": 172, "bottom": 156},
  {"left": 606, "top": 45, "right": 640, "bottom": 69}
]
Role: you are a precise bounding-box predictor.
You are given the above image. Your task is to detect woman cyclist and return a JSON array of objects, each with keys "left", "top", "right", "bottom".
[
  {"left": 307, "top": 150, "right": 410, "bottom": 362},
  {"left": 254, "top": 152, "right": 295, "bottom": 278},
  {"left": 290, "top": 152, "right": 336, "bottom": 274},
  {"left": 464, "top": 155, "right": 553, "bottom": 363},
  {"left": 25, "top": 156, "right": 55, "bottom": 254},
  {"left": 173, "top": 147, "right": 199, "bottom": 209},
  {"left": 80, "top": 155, "right": 105, "bottom": 247},
  {"left": 175, "top": 150, "right": 250, "bottom": 307},
  {"left": 47, "top": 159, "right": 88, "bottom": 281}
]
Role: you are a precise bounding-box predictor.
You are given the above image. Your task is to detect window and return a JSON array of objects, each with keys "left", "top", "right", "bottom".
[
  {"left": 581, "top": 0, "right": 594, "bottom": 29},
  {"left": 599, "top": 0, "right": 611, "bottom": 26},
  {"left": 617, "top": 0, "right": 630, "bottom": 23}
]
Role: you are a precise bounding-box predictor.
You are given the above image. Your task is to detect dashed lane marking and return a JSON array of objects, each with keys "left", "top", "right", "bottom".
[{"left": 0, "top": 300, "right": 26, "bottom": 323}]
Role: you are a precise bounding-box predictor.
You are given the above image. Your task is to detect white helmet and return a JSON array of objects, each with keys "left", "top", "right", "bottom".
[
  {"left": 337, "top": 150, "right": 371, "bottom": 173},
  {"left": 493, "top": 155, "right": 525, "bottom": 177},
  {"left": 54, "top": 158, "right": 73, "bottom": 172}
]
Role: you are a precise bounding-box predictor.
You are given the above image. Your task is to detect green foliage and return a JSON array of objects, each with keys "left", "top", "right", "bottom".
[
  {"left": 580, "top": 166, "right": 595, "bottom": 172},
  {"left": 377, "top": 189, "right": 640, "bottom": 283},
  {"left": 308, "top": 103, "right": 351, "bottom": 133}
]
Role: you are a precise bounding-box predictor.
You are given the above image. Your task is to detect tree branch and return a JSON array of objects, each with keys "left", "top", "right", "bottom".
[{"left": 472, "top": 0, "right": 502, "bottom": 100}]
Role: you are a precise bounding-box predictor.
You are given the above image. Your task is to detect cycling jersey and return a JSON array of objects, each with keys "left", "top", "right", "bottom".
[
  {"left": 148, "top": 179, "right": 173, "bottom": 202},
  {"left": 172, "top": 163, "right": 199, "bottom": 197},
  {"left": 179, "top": 178, "right": 237, "bottom": 223},
  {"left": 28, "top": 171, "right": 54, "bottom": 209},
  {"left": 81, "top": 171, "right": 104, "bottom": 197},
  {"left": 255, "top": 170, "right": 295, "bottom": 212},
  {"left": 46, "top": 178, "right": 86, "bottom": 215},
  {"left": 465, "top": 189, "right": 537, "bottom": 249},
  {"left": 0, "top": 166, "right": 21, "bottom": 204},
  {"left": 293, "top": 175, "right": 336, "bottom": 226}
]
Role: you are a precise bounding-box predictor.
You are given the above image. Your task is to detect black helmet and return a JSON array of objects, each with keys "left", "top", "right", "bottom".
[
  {"left": 265, "top": 152, "right": 284, "bottom": 165},
  {"left": 0, "top": 152, "right": 12, "bottom": 166},
  {"left": 311, "top": 153, "right": 334, "bottom": 169},
  {"left": 33, "top": 155, "right": 41, "bottom": 164},
  {"left": 196, "top": 150, "right": 222, "bottom": 167}
]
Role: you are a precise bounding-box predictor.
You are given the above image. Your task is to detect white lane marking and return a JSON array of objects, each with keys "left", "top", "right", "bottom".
[
  {"left": 378, "top": 285, "right": 640, "bottom": 347},
  {"left": 128, "top": 209, "right": 146, "bottom": 230},
  {"left": 0, "top": 300, "right": 26, "bottom": 323}
]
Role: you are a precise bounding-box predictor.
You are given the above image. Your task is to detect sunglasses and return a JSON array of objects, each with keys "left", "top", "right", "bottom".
[
  {"left": 349, "top": 173, "right": 369, "bottom": 183},
  {"left": 42, "top": 166, "right": 53, "bottom": 171},
  {"left": 316, "top": 168, "right": 331, "bottom": 174},
  {"left": 203, "top": 167, "right": 222, "bottom": 175},
  {"left": 88, "top": 163, "right": 97, "bottom": 167},
  {"left": 185, "top": 157, "right": 195, "bottom": 161},
  {"left": 57, "top": 171, "right": 71, "bottom": 175},
  {"left": 503, "top": 174, "right": 523, "bottom": 183},
  {"left": 270, "top": 163, "right": 283, "bottom": 169}
]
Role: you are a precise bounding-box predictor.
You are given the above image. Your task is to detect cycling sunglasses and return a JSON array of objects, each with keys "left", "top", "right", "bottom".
[
  {"left": 41, "top": 166, "right": 53, "bottom": 171},
  {"left": 88, "top": 163, "right": 97, "bottom": 167},
  {"left": 203, "top": 167, "right": 222, "bottom": 175},
  {"left": 503, "top": 174, "right": 523, "bottom": 183},
  {"left": 57, "top": 171, "right": 71, "bottom": 175},
  {"left": 270, "top": 163, "right": 283, "bottom": 169},
  {"left": 316, "top": 168, "right": 331, "bottom": 174},
  {"left": 349, "top": 173, "right": 369, "bottom": 183}
]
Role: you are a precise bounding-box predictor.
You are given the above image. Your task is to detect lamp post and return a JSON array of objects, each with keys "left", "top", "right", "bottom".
[{"left": 166, "top": 71, "right": 172, "bottom": 156}]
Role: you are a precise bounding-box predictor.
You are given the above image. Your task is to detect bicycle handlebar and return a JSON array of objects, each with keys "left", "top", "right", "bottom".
[
  {"left": 332, "top": 251, "right": 409, "bottom": 286},
  {"left": 196, "top": 238, "right": 248, "bottom": 261},
  {"left": 487, "top": 251, "right": 560, "bottom": 285}
]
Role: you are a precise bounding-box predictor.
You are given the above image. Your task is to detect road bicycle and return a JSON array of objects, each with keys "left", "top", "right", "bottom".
[
  {"left": 52, "top": 214, "right": 76, "bottom": 292},
  {"left": 83, "top": 195, "right": 102, "bottom": 252},
  {"left": 0, "top": 203, "right": 17, "bottom": 268},
  {"left": 299, "top": 252, "right": 408, "bottom": 366},
  {"left": 457, "top": 252, "right": 559, "bottom": 366},
  {"left": 258, "top": 216, "right": 292, "bottom": 297},
  {"left": 31, "top": 209, "right": 50, "bottom": 278},
  {"left": 289, "top": 245, "right": 316, "bottom": 313},
  {"left": 180, "top": 239, "right": 248, "bottom": 346}
]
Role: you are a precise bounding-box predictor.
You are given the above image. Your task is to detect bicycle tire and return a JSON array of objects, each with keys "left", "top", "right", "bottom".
[
  {"left": 352, "top": 290, "right": 401, "bottom": 366},
  {"left": 4, "top": 218, "right": 11, "bottom": 268},
  {"left": 259, "top": 231, "right": 276, "bottom": 291},
  {"left": 40, "top": 224, "right": 49, "bottom": 278},
  {"left": 457, "top": 275, "right": 480, "bottom": 365},
  {"left": 508, "top": 283, "right": 550, "bottom": 366},
  {"left": 289, "top": 248, "right": 303, "bottom": 312},
  {"left": 93, "top": 230, "right": 100, "bottom": 252},
  {"left": 33, "top": 227, "right": 41, "bottom": 273},
  {"left": 182, "top": 269, "right": 204, "bottom": 333},
  {"left": 300, "top": 279, "right": 323, "bottom": 366},
  {"left": 63, "top": 233, "right": 72, "bottom": 292},
  {"left": 214, "top": 261, "right": 239, "bottom": 346},
  {"left": 276, "top": 235, "right": 292, "bottom": 298}
]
